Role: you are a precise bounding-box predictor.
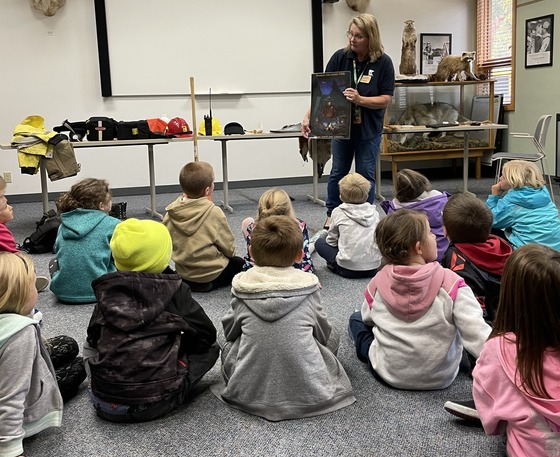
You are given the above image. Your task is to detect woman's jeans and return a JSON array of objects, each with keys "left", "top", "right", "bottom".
[{"left": 326, "top": 134, "right": 381, "bottom": 216}]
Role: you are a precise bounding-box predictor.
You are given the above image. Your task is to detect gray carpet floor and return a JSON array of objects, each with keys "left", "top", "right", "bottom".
[{"left": 7, "top": 169, "right": 510, "bottom": 457}]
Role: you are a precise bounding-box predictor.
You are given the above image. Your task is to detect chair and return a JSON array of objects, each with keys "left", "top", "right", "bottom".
[{"left": 491, "top": 114, "right": 554, "bottom": 202}]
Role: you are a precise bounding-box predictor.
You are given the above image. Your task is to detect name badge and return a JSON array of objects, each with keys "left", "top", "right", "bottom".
[{"left": 360, "top": 75, "right": 372, "bottom": 84}]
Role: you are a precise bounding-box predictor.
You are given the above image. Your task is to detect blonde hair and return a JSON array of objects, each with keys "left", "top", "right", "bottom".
[
  {"left": 0, "top": 176, "right": 5, "bottom": 190},
  {"left": 179, "top": 161, "right": 214, "bottom": 198},
  {"left": 0, "top": 252, "right": 36, "bottom": 315},
  {"left": 339, "top": 173, "right": 371, "bottom": 204},
  {"left": 251, "top": 216, "right": 303, "bottom": 267},
  {"left": 347, "top": 13, "right": 385, "bottom": 62},
  {"left": 502, "top": 160, "right": 545, "bottom": 189},
  {"left": 256, "top": 188, "right": 296, "bottom": 221}
]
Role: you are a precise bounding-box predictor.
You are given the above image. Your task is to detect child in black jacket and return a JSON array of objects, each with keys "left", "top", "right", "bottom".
[{"left": 84, "top": 218, "right": 218, "bottom": 422}]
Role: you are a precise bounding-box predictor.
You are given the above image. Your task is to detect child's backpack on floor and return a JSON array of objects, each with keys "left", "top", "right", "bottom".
[{"left": 20, "top": 209, "right": 61, "bottom": 254}]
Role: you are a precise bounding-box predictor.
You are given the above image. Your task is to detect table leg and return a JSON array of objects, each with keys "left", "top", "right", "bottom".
[
  {"left": 306, "top": 139, "right": 326, "bottom": 206},
  {"left": 462, "top": 131, "right": 475, "bottom": 196},
  {"left": 219, "top": 140, "right": 233, "bottom": 214},
  {"left": 144, "top": 144, "right": 163, "bottom": 220},
  {"left": 375, "top": 154, "right": 384, "bottom": 201},
  {"left": 40, "top": 159, "right": 49, "bottom": 213}
]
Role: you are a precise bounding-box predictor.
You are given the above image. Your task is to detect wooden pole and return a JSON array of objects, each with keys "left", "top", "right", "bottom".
[{"left": 189, "top": 76, "right": 199, "bottom": 161}]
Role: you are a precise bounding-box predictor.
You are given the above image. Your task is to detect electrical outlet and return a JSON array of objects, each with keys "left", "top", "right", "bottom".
[{"left": 3, "top": 172, "right": 12, "bottom": 183}]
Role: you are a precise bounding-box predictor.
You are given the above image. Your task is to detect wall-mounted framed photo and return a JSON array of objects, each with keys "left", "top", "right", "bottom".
[
  {"left": 525, "top": 14, "right": 554, "bottom": 68},
  {"left": 420, "top": 33, "right": 452, "bottom": 75}
]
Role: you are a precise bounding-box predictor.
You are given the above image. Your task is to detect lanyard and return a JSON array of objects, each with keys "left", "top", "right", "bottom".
[{"left": 352, "top": 59, "right": 369, "bottom": 88}]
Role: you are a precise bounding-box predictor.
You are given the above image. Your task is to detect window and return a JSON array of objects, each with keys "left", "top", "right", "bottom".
[{"left": 476, "top": 0, "right": 515, "bottom": 109}]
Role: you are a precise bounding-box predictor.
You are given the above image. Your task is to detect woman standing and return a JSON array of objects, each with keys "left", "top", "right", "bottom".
[{"left": 302, "top": 13, "right": 395, "bottom": 229}]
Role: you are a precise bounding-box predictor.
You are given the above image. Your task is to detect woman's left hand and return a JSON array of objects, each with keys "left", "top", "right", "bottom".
[{"left": 343, "top": 88, "right": 360, "bottom": 105}]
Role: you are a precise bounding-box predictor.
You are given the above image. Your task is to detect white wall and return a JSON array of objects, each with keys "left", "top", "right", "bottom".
[
  {"left": 0, "top": 0, "right": 473, "bottom": 198},
  {"left": 505, "top": 0, "right": 559, "bottom": 176}
]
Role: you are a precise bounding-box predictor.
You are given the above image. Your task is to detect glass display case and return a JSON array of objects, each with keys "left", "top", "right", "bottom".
[{"left": 381, "top": 79, "right": 497, "bottom": 179}]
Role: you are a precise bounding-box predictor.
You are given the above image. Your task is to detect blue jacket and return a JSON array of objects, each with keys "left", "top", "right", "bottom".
[
  {"left": 486, "top": 186, "right": 560, "bottom": 250},
  {"left": 50, "top": 209, "right": 119, "bottom": 303}
]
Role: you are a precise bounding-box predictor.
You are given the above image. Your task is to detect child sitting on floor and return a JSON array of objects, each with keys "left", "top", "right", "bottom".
[
  {"left": 442, "top": 193, "right": 512, "bottom": 324},
  {"left": 163, "top": 161, "right": 244, "bottom": 292},
  {"left": 473, "top": 244, "right": 560, "bottom": 456},
  {"left": 50, "top": 178, "right": 120, "bottom": 303},
  {"left": 0, "top": 252, "right": 85, "bottom": 457},
  {"left": 241, "top": 187, "right": 313, "bottom": 272},
  {"left": 211, "top": 215, "right": 355, "bottom": 421},
  {"left": 348, "top": 209, "right": 491, "bottom": 390},
  {"left": 85, "top": 218, "right": 218, "bottom": 422},
  {"left": 487, "top": 159, "right": 560, "bottom": 250},
  {"left": 314, "top": 173, "right": 381, "bottom": 278},
  {"left": 0, "top": 176, "right": 49, "bottom": 297},
  {"left": 381, "top": 169, "right": 449, "bottom": 262}
]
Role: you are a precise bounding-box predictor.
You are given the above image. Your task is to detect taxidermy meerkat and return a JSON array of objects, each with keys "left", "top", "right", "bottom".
[
  {"left": 399, "top": 20, "right": 417, "bottom": 76},
  {"left": 429, "top": 52, "right": 478, "bottom": 82},
  {"left": 345, "top": 0, "right": 370, "bottom": 13}
]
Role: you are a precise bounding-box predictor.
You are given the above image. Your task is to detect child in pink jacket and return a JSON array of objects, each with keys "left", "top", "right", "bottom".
[{"left": 473, "top": 244, "right": 560, "bottom": 457}]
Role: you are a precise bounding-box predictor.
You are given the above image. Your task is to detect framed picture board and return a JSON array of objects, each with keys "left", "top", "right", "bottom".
[
  {"left": 310, "top": 71, "right": 351, "bottom": 139},
  {"left": 525, "top": 14, "right": 554, "bottom": 68},
  {"left": 420, "top": 33, "right": 452, "bottom": 75}
]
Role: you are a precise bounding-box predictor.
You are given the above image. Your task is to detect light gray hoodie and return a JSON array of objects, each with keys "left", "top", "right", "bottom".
[
  {"left": 211, "top": 266, "right": 355, "bottom": 421},
  {"left": 0, "top": 314, "right": 63, "bottom": 457},
  {"left": 326, "top": 202, "right": 382, "bottom": 271}
]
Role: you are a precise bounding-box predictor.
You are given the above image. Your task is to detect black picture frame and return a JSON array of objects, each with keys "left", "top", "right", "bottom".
[
  {"left": 310, "top": 71, "right": 351, "bottom": 139},
  {"left": 420, "top": 33, "right": 452, "bottom": 75},
  {"left": 525, "top": 14, "right": 554, "bottom": 68}
]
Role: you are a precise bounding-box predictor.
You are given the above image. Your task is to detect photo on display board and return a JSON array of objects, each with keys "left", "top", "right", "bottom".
[
  {"left": 310, "top": 71, "right": 351, "bottom": 139},
  {"left": 525, "top": 14, "right": 554, "bottom": 68}
]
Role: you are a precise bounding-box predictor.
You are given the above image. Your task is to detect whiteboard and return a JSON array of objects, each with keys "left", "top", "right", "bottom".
[{"left": 103, "top": 0, "right": 314, "bottom": 96}]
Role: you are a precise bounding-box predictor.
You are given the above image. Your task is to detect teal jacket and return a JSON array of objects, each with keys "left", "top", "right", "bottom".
[
  {"left": 50, "top": 209, "right": 120, "bottom": 303},
  {"left": 0, "top": 314, "right": 63, "bottom": 457},
  {"left": 486, "top": 186, "right": 560, "bottom": 250}
]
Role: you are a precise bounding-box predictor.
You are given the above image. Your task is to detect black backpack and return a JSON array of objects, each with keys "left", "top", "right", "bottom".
[{"left": 20, "top": 209, "right": 61, "bottom": 254}]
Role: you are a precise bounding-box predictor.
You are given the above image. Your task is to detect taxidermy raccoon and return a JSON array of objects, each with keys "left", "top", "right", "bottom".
[
  {"left": 429, "top": 52, "right": 478, "bottom": 82},
  {"left": 397, "top": 102, "right": 469, "bottom": 144},
  {"left": 399, "top": 20, "right": 417, "bottom": 76}
]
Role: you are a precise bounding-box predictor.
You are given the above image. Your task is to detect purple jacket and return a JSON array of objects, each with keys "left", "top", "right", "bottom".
[{"left": 381, "top": 191, "right": 450, "bottom": 262}]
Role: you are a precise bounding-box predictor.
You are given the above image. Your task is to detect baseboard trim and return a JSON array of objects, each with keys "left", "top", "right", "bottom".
[{"left": 8, "top": 175, "right": 329, "bottom": 204}]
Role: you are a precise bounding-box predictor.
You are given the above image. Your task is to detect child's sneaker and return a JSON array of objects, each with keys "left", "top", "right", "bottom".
[
  {"left": 444, "top": 399, "right": 481, "bottom": 423},
  {"left": 31, "top": 308, "right": 43, "bottom": 323},
  {"left": 310, "top": 229, "right": 328, "bottom": 244},
  {"left": 35, "top": 275, "right": 50, "bottom": 292}
]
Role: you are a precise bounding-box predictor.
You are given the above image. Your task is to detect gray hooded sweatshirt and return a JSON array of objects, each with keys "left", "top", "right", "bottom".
[
  {"left": 211, "top": 266, "right": 355, "bottom": 421},
  {"left": 0, "top": 314, "right": 63, "bottom": 457},
  {"left": 326, "top": 202, "right": 382, "bottom": 271}
]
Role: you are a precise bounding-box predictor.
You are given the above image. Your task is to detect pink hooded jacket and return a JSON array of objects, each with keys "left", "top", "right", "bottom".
[{"left": 473, "top": 335, "right": 560, "bottom": 457}]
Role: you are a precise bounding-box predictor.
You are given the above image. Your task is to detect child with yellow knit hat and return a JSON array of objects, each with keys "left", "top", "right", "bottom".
[{"left": 83, "top": 218, "right": 218, "bottom": 422}]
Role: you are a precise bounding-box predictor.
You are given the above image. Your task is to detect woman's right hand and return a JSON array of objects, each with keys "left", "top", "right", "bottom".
[{"left": 301, "top": 110, "right": 311, "bottom": 138}]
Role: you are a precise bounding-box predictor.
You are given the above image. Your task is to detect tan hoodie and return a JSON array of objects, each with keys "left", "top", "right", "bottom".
[{"left": 163, "top": 196, "right": 236, "bottom": 283}]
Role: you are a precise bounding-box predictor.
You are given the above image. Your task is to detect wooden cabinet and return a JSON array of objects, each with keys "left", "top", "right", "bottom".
[{"left": 381, "top": 79, "right": 496, "bottom": 179}]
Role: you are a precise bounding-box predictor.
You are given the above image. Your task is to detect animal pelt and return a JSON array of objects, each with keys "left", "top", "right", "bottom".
[
  {"left": 346, "top": 0, "right": 370, "bottom": 13},
  {"left": 428, "top": 52, "right": 478, "bottom": 82},
  {"left": 399, "top": 20, "right": 417, "bottom": 76},
  {"left": 298, "top": 137, "right": 332, "bottom": 179},
  {"left": 30, "top": 0, "right": 66, "bottom": 16}
]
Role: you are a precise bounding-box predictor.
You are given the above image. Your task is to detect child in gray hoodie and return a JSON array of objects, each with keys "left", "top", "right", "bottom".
[
  {"left": 211, "top": 215, "right": 355, "bottom": 421},
  {"left": 314, "top": 173, "right": 382, "bottom": 278}
]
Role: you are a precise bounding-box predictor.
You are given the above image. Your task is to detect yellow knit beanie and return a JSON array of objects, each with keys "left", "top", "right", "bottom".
[{"left": 110, "top": 218, "right": 172, "bottom": 273}]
